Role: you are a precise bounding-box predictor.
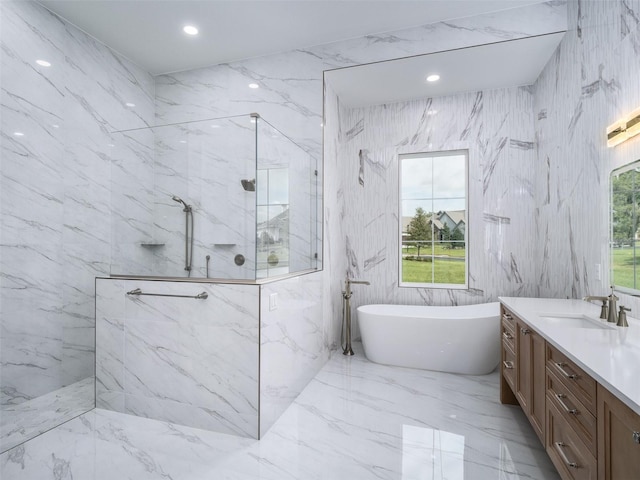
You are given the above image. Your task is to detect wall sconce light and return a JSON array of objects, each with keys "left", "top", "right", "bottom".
[{"left": 607, "top": 108, "right": 640, "bottom": 147}]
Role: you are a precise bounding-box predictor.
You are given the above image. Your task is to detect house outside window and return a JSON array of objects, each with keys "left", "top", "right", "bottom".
[{"left": 399, "top": 150, "right": 468, "bottom": 288}]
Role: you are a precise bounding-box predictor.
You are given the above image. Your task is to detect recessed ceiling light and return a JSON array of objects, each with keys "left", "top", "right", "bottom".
[
  {"left": 179, "top": 140, "right": 187, "bottom": 144},
  {"left": 183, "top": 25, "right": 198, "bottom": 36},
  {"left": 248, "top": 83, "right": 259, "bottom": 89},
  {"left": 13, "top": 132, "right": 24, "bottom": 136},
  {"left": 427, "top": 110, "right": 438, "bottom": 116},
  {"left": 52, "top": 124, "right": 60, "bottom": 128},
  {"left": 426, "top": 74, "right": 440, "bottom": 83},
  {"left": 125, "top": 102, "right": 136, "bottom": 107},
  {"left": 211, "top": 124, "right": 221, "bottom": 129},
  {"left": 36, "top": 59, "right": 51, "bottom": 67}
]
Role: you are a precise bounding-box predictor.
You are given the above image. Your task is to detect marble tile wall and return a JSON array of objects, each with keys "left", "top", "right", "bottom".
[
  {"left": 533, "top": 0, "right": 640, "bottom": 310},
  {"left": 329, "top": 87, "right": 537, "bottom": 331},
  {"left": 259, "top": 271, "right": 325, "bottom": 434},
  {"left": 0, "top": 0, "right": 154, "bottom": 450},
  {"left": 95, "top": 278, "right": 260, "bottom": 438},
  {"left": 322, "top": 83, "right": 349, "bottom": 349}
]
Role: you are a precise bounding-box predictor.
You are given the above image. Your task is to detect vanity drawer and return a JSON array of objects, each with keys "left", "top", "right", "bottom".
[
  {"left": 502, "top": 343, "right": 516, "bottom": 391},
  {"left": 547, "top": 368, "right": 597, "bottom": 456},
  {"left": 501, "top": 320, "right": 515, "bottom": 351},
  {"left": 547, "top": 398, "right": 597, "bottom": 480},
  {"left": 501, "top": 307, "right": 517, "bottom": 330},
  {"left": 546, "top": 344, "right": 596, "bottom": 416}
]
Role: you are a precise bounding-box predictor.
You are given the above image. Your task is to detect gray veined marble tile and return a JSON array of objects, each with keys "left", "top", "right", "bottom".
[{"left": 1, "top": 343, "right": 559, "bottom": 480}]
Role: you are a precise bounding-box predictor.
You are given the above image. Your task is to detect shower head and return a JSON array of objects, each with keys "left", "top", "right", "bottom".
[
  {"left": 241, "top": 179, "right": 256, "bottom": 192},
  {"left": 171, "top": 195, "right": 191, "bottom": 211}
]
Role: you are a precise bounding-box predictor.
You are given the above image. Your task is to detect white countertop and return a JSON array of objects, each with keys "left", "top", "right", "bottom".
[{"left": 499, "top": 297, "right": 640, "bottom": 416}]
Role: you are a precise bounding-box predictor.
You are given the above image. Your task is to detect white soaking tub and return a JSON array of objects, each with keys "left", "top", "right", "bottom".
[{"left": 357, "top": 303, "right": 500, "bottom": 375}]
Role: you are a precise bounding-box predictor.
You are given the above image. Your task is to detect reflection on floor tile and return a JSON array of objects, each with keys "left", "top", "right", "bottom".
[{"left": 0, "top": 344, "right": 559, "bottom": 479}]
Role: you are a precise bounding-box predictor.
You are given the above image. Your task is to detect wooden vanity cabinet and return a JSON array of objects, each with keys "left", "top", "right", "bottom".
[
  {"left": 500, "top": 302, "right": 640, "bottom": 480},
  {"left": 500, "top": 307, "right": 518, "bottom": 404},
  {"left": 500, "top": 306, "right": 545, "bottom": 443},
  {"left": 597, "top": 384, "right": 640, "bottom": 480},
  {"left": 546, "top": 344, "right": 598, "bottom": 480},
  {"left": 515, "top": 317, "right": 546, "bottom": 443}
]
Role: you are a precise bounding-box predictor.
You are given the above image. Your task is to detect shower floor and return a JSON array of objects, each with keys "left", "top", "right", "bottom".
[
  {"left": 1, "top": 343, "right": 559, "bottom": 479},
  {"left": 0, "top": 377, "right": 94, "bottom": 453}
]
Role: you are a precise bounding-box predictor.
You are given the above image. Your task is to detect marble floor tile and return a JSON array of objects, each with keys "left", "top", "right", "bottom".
[
  {"left": 0, "top": 377, "right": 94, "bottom": 453},
  {"left": 0, "top": 344, "right": 559, "bottom": 479}
]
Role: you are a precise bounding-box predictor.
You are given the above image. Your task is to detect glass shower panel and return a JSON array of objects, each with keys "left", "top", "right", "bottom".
[
  {"left": 256, "top": 118, "right": 317, "bottom": 279},
  {"left": 110, "top": 116, "right": 257, "bottom": 280}
]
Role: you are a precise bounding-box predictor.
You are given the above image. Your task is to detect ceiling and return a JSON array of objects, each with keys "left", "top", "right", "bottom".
[
  {"left": 326, "top": 32, "right": 565, "bottom": 108},
  {"left": 38, "top": 0, "right": 546, "bottom": 75}
]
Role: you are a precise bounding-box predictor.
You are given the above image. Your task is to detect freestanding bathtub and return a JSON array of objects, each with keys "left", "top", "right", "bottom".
[{"left": 357, "top": 302, "right": 500, "bottom": 375}]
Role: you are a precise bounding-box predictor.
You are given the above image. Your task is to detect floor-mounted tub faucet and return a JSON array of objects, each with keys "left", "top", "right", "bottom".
[{"left": 342, "top": 277, "right": 370, "bottom": 356}]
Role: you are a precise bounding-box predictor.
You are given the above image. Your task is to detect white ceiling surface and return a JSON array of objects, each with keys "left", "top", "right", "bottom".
[
  {"left": 326, "top": 32, "right": 565, "bottom": 108},
  {"left": 38, "top": 0, "right": 546, "bottom": 75}
]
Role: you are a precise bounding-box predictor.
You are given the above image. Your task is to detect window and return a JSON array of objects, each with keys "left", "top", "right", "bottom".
[
  {"left": 256, "top": 167, "right": 289, "bottom": 278},
  {"left": 399, "top": 150, "right": 468, "bottom": 288}
]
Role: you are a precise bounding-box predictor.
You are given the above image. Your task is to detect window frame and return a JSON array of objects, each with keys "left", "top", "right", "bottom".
[
  {"left": 398, "top": 149, "right": 469, "bottom": 289},
  {"left": 610, "top": 160, "right": 640, "bottom": 296}
]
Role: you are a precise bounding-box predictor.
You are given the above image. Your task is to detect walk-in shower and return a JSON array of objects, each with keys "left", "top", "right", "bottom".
[{"left": 109, "top": 113, "right": 319, "bottom": 280}]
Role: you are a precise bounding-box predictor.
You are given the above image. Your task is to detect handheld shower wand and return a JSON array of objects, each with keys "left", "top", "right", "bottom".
[
  {"left": 171, "top": 195, "right": 194, "bottom": 276},
  {"left": 171, "top": 195, "right": 191, "bottom": 212}
]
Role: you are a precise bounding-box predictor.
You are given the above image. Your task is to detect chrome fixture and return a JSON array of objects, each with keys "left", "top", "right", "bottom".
[
  {"left": 582, "top": 295, "right": 609, "bottom": 319},
  {"left": 617, "top": 306, "right": 630, "bottom": 327},
  {"left": 341, "top": 276, "right": 370, "bottom": 356},
  {"left": 607, "top": 286, "right": 619, "bottom": 323},
  {"left": 241, "top": 179, "right": 255, "bottom": 192},
  {"left": 205, "top": 255, "right": 210, "bottom": 278},
  {"left": 171, "top": 195, "right": 194, "bottom": 276},
  {"left": 583, "top": 287, "right": 620, "bottom": 322},
  {"left": 126, "top": 287, "right": 208, "bottom": 300}
]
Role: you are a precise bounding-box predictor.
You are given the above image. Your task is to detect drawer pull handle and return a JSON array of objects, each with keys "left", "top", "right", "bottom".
[
  {"left": 633, "top": 432, "right": 640, "bottom": 444},
  {"left": 503, "top": 361, "right": 514, "bottom": 370},
  {"left": 502, "top": 332, "right": 513, "bottom": 340},
  {"left": 520, "top": 327, "right": 531, "bottom": 335},
  {"left": 554, "top": 442, "right": 580, "bottom": 469},
  {"left": 503, "top": 314, "right": 513, "bottom": 321},
  {"left": 555, "top": 362, "right": 578, "bottom": 380},
  {"left": 556, "top": 394, "right": 579, "bottom": 415}
]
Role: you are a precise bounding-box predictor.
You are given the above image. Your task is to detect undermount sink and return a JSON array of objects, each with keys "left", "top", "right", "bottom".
[{"left": 539, "top": 313, "right": 616, "bottom": 330}]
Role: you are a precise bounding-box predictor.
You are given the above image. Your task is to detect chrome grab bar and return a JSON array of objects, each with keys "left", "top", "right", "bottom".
[
  {"left": 554, "top": 442, "right": 579, "bottom": 469},
  {"left": 555, "top": 394, "right": 579, "bottom": 415},
  {"left": 126, "top": 288, "right": 208, "bottom": 300}
]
